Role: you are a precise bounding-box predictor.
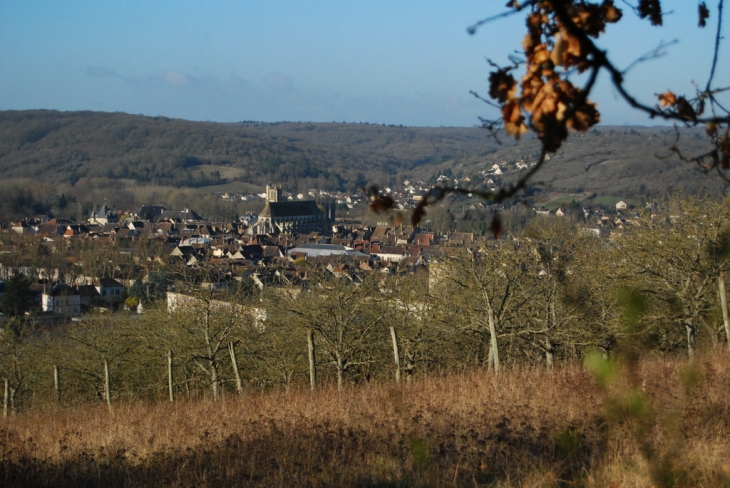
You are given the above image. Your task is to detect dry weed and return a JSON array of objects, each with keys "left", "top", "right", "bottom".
[{"left": 0, "top": 354, "right": 728, "bottom": 486}]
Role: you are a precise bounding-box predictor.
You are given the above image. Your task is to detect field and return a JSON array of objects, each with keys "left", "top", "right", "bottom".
[
  {"left": 539, "top": 194, "right": 643, "bottom": 211},
  {"left": 192, "top": 165, "right": 247, "bottom": 180},
  {"left": 2, "top": 353, "right": 730, "bottom": 487},
  {"left": 190, "top": 181, "right": 262, "bottom": 195}
]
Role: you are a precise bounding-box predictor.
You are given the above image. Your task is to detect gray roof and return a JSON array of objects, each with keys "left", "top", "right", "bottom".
[
  {"left": 260, "top": 200, "right": 321, "bottom": 218},
  {"left": 287, "top": 243, "right": 369, "bottom": 258},
  {"left": 46, "top": 284, "right": 80, "bottom": 297}
]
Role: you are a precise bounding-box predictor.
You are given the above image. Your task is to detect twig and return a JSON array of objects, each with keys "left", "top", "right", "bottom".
[
  {"left": 706, "top": 0, "right": 725, "bottom": 93},
  {"left": 467, "top": 2, "right": 536, "bottom": 35}
]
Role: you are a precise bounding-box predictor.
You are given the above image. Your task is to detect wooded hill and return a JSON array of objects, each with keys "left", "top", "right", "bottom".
[{"left": 0, "top": 109, "right": 724, "bottom": 198}]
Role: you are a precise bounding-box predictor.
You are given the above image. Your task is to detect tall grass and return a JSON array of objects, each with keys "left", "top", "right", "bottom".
[{"left": 1, "top": 354, "right": 729, "bottom": 487}]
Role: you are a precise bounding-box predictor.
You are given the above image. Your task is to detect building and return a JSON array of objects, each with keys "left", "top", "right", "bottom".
[
  {"left": 250, "top": 185, "right": 326, "bottom": 235},
  {"left": 95, "top": 277, "right": 126, "bottom": 302},
  {"left": 42, "top": 284, "right": 81, "bottom": 317},
  {"left": 287, "top": 243, "right": 369, "bottom": 259},
  {"left": 88, "top": 205, "right": 117, "bottom": 225}
]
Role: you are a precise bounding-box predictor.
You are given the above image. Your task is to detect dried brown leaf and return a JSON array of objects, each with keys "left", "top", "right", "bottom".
[
  {"left": 502, "top": 101, "right": 528, "bottom": 138},
  {"left": 490, "top": 215, "right": 503, "bottom": 240},
  {"left": 602, "top": 0, "right": 623, "bottom": 23},
  {"left": 675, "top": 97, "right": 697, "bottom": 121},
  {"left": 638, "top": 0, "right": 663, "bottom": 26},
  {"left": 656, "top": 91, "right": 677, "bottom": 108},
  {"left": 411, "top": 201, "right": 427, "bottom": 227},
  {"left": 488, "top": 69, "right": 517, "bottom": 103},
  {"left": 699, "top": 2, "right": 710, "bottom": 28}
]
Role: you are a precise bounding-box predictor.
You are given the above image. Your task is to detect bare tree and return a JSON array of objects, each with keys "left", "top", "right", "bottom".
[
  {"left": 444, "top": 242, "right": 537, "bottom": 372},
  {"left": 282, "top": 272, "right": 386, "bottom": 390},
  {"left": 148, "top": 267, "right": 261, "bottom": 399},
  {"left": 618, "top": 194, "right": 730, "bottom": 357}
]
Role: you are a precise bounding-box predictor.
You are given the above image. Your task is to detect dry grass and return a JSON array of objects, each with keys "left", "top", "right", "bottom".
[{"left": 1, "top": 355, "right": 730, "bottom": 487}]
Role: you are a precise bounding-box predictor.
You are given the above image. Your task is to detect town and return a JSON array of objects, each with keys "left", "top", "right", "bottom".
[{"left": 0, "top": 179, "right": 641, "bottom": 323}]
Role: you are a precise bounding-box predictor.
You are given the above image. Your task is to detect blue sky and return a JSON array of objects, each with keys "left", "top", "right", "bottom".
[{"left": 1, "top": 1, "right": 726, "bottom": 126}]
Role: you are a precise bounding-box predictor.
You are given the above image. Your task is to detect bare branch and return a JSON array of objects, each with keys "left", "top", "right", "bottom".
[
  {"left": 706, "top": 0, "right": 725, "bottom": 93},
  {"left": 467, "top": 3, "right": 535, "bottom": 35}
]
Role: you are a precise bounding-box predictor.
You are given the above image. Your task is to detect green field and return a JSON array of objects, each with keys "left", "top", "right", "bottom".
[
  {"left": 192, "top": 165, "right": 247, "bottom": 179},
  {"left": 190, "top": 181, "right": 262, "bottom": 194},
  {"left": 540, "top": 194, "right": 642, "bottom": 210},
  {"left": 588, "top": 195, "right": 642, "bottom": 208}
]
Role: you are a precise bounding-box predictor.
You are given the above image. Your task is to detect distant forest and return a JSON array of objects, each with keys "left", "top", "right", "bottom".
[{"left": 0, "top": 110, "right": 725, "bottom": 222}]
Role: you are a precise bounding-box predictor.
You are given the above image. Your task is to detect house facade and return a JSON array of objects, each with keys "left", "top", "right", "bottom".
[
  {"left": 42, "top": 284, "right": 81, "bottom": 316},
  {"left": 88, "top": 205, "right": 118, "bottom": 225},
  {"left": 95, "top": 278, "right": 126, "bottom": 302}
]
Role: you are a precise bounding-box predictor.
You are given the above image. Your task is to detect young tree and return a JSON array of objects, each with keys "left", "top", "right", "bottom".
[
  {"left": 618, "top": 194, "right": 730, "bottom": 357},
  {"left": 282, "top": 272, "right": 386, "bottom": 390},
  {"left": 442, "top": 241, "right": 536, "bottom": 372},
  {"left": 0, "top": 321, "right": 46, "bottom": 412},
  {"left": 155, "top": 282, "right": 257, "bottom": 399},
  {"left": 514, "top": 220, "right": 585, "bottom": 366},
  {"left": 382, "top": 271, "right": 449, "bottom": 381},
  {"left": 62, "top": 315, "right": 140, "bottom": 404},
  {"left": 1, "top": 273, "right": 32, "bottom": 319}
]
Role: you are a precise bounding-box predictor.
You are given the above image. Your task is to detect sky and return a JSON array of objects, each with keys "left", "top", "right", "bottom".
[{"left": 1, "top": 1, "right": 727, "bottom": 127}]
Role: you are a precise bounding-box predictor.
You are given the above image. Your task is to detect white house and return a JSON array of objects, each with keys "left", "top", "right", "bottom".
[
  {"left": 42, "top": 284, "right": 81, "bottom": 317},
  {"left": 95, "top": 277, "right": 126, "bottom": 302}
]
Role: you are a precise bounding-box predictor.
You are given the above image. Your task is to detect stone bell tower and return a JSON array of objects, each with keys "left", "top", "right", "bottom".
[{"left": 266, "top": 184, "right": 282, "bottom": 203}]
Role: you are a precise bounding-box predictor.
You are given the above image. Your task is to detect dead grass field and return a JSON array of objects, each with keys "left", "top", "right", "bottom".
[{"left": 2, "top": 354, "right": 730, "bottom": 487}]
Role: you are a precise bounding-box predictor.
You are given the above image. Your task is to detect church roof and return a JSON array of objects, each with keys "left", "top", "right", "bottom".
[{"left": 259, "top": 200, "right": 321, "bottom": 218}]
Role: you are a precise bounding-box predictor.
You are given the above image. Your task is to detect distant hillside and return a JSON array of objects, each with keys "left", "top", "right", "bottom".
[
  {"left": 0, "top": 110, "right": 724, "bottom": 199},
  {"left": 0, "top": 110, "right": 497, "bottom": 192},
  {"left": 452, "top": 126, "right": 724, "bottom": 198}
]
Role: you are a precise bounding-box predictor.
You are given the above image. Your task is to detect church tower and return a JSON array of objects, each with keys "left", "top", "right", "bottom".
[{"left": 266, "top": 184, "right": 282, "bottom": 203}]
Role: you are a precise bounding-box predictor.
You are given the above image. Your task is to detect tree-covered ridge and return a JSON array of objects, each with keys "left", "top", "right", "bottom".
[
  {"left": 0, "top": 110, "right": 723, "bottom": 199},
  {"left": 0, "top": 110, "right": 496, "bottom": 191}
]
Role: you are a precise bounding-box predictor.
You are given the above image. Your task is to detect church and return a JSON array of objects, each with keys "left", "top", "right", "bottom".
[{"left": 250, "top": 185, "right": 330, "bottom": 235}]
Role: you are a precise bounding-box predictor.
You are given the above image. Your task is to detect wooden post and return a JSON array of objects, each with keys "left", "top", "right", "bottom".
[
  {"left": 167, "top": 350, "right": 174, "bottom": 403},
  {"left": 720, "top": 273, "right": 730, "bottom": 351},
  {"left": 3, "top": 379, "right": 8, "bottom": 418},
  {"left": 389, "top": 326, "right": 401, "bottom": 383},
  {"left": 103, "top": 359, "right": 111, "bottom": 408},
  {"left": 228, "top": 342, "right": 244, "bottom": 394},
  {"left": 54, "top": 365, "right": 61, "bottom": 403},
  {"left": 307, "top": 329, "right": 316, "bottom": 391}
]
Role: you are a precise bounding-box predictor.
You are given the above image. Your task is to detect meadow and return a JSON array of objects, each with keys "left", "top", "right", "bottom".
[{"left": 2, "top": 352, "right": 729, "bottom": 487}]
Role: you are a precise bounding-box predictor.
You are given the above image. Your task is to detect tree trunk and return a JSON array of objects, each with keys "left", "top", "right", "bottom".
[
  {"left": 228, "top": 342, "right": 243, "bottom": 394},
  {"left": 404, "top": 350, "right": 415, "bottom": 383},
  {"left": 3, "top": 378, "right": 8, "bottom": 418},
  {"left": 719, "top": 273, "right": 730, "bottom": 351},
  {"left": 210, "top": 361, "right": 220, "bottom": 399},
  {"left": 488, "top": 308, "right": 500, "bottom": 373},
  {"left": 9, "top": 387, "right": 15, "bottom": 412},
  {"left": 54, "top": 365, "right": 61, "bottom": 404},
  {"left": 103, "top": 359, "right": 111, "bottom": 408},
  {"left": 389, "top": 326, "right": 401, "bottom": 383},
  {"left": 686, "top": 322, "right": 696, "bottom": 358},
  {"left": 167, "top": 350, "right": 174, "bottom": 403},
  {"left": 544, "top": 338, "right": 555, "bottom": 369},
  {"left": 336, "top": 356, "right": 345, "bottom": 391},
  {"left": 486, "top": 342, "right": 494, "bottom": 372},
  {"left": 307, "top": 329, "right": 316, "bottom": 391}
]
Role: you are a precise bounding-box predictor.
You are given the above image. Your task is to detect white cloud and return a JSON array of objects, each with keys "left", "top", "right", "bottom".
[{"left": 162, "top": 70, "right": 188, "bottom": 86}]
